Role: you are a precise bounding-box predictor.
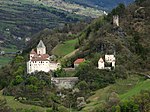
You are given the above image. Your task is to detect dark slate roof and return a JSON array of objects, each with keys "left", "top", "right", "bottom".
[{"left": 37, "top": 40, "right": 46, "bottom": 48}]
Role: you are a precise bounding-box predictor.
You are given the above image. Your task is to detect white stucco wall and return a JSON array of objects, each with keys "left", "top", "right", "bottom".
[
  {"left": 27, "top": 61, "right": 61, "bottom": 74},
  {"left": 112, "top": 61, "right": 115, "bottom": 68},
  {"left": 105, "top": 55, "right": 115, "bottom": 63},
  {"left": 27, "top": 61, "right": 50, "bottom": 74},
  {"left": 30, "top": 54, "right": 34, "bottom": 60},
  {"left": 98, "top": 61, "right": 104, "bottom": 69},
  {"left": 37, "top": 48, "right": 46, "bottom": 55}
]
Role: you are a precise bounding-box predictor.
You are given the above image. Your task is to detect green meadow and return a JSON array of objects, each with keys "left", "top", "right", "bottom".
[
  {"left": 52, "top": 38, "right": 78, "bottom": 57},
  {"left": 0, "top": 91, "right": 49, "bottom": 112},
  {"left": 83, "top": 75, "right": 150, "bottom": 112}
]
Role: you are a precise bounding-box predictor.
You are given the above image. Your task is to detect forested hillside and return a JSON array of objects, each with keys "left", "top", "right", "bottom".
[
  {"left": 63, "top": 0, "right": 150, "bottom": 72},
  {"left": 0, "top": 0, "right": 149, "bottom": 112},
  {"left": 28, "top": 0, "right": 150, "bottom": 72},
  {"left": 0, "top": 0, "right": 134, "bottom": 50},
  {"left": 0, "top": 0, "right": 134, "bottom": 67},
  {"left": 0, "top": 0, "right": 90, "bottom": 67}
]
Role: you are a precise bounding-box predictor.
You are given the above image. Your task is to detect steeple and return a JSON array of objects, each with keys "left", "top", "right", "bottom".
[
  {"left": 37, "top": 40, "right": 46, "bottom": 48},
  {"left": 37, "top": 40, "right": 46, "bottom": 55}
]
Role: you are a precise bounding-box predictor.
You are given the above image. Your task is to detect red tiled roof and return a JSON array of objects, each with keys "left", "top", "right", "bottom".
[
  {"left": 31, "top": 57, "right": 49, "bottom": 61},
  {"left": 74, "top": 58, "right": 85, "bottom": 64},
  {"left": 30, "top": 49, "right": 36, "bottom": 54},
  {"left": 31, "top": 54, "right": 49, "bottom": 61},
  {"left": 40, "top": 54, "right": 49, "bottom": 58}
]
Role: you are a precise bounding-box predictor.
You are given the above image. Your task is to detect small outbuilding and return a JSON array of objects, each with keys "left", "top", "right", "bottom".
[
  {"left": 74, "top": 58, "right": 85, "bottom": 68},
  {"left": 98, "top": 54, "right": 116, "bottom": 70}
]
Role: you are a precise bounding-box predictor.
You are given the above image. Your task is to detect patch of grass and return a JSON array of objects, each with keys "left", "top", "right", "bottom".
[
  {"left": 3, "top": 48, "right": 18, "bottom": 53},
  {"left": 83, "top": 86, "right": 111, "bottom": 112},
  {"left": 0, "top": 56, "right": 12, "bottom": 67},
  {"left": 52, "top": 38, "right": 78, "bottom": 57},
  {"left": 66, "top": 70, "right": 76, "bottom": 77},
  {"left": 120, "top": 79, "right": 150, "bottom": 101},
  {"left": 82, "top": 75, "right": 150, "bottom": 112},
  {"left": 0, "top": 90, "right": 50, "bottom": 112},
  {"left": 0, "top": 47, "right": 18, "bottom": 67}
]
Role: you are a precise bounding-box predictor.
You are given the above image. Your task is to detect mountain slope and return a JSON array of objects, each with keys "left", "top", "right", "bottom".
[
  {"left": 32, "top": 0, "right": 104, "bottom": 18},
  {"left": 63, "top": 0, "right": 134, "bottom": 11},
  {"left": 23, "top": 0, "right": 150, "bottom": 71},
  {"left": 63, "top": 0, "right": 150, "bottom": 71},
  {"left": 0, "top": 0, "right": 150, "bottom": 111},
  {"left": 0, "top": 0, "right": 134, "bottom": 51},
  {"left": 0, "top": 0, "right": 90, "bottom": 49},
  {"left": 83, "top": 76, "right": 150, "bottom": 112}
]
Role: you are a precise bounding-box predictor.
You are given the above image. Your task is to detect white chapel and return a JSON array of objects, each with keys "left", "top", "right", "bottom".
[
  {"left": 98, "top": 54, "right": 116, "bottom": 70},
  {"left": 27, "top": 40, "right": 60, "bottom": 74}
]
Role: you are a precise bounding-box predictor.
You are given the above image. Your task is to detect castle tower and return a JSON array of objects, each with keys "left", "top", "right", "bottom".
[
  {"left": 113, "top": 15, "right": 119, "bottom": 26},
  {"left": 37, "top": 40, "right": 46, "bottom": 55}
]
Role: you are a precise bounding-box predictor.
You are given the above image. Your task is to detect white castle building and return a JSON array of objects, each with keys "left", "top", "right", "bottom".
[
  {"left": 27, "top": 40, "right": 60, "bottom": 74},
  {"left": 98, "top": 54, "right": 116, "bottom": 70}
]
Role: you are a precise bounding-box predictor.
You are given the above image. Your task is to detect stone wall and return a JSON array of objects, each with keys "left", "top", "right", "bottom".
[{"left": 51, "top": 77, "right": 79, "bottom": 89}]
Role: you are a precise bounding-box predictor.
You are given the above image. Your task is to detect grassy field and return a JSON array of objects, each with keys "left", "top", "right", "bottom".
[
  {"left": 0, "top": 47, "right": 18, "bottom": 67},
  {"left": 120, "top": 79, "right": 150, "bottom": 101},
  {"left": 52, "top": 38, "right": 78, "bottom": 57},
  {"left": 82, "top": 75, "right": 150, "bottom": 112},
  {"left": 0, "top": 90, "right": 50, "bottom": 112},
  {"left": 0, "top": 56, "right": 12, "bottom": 67},
  {"left": 3, "top": 47, "right": 18, "bottom": 53}
]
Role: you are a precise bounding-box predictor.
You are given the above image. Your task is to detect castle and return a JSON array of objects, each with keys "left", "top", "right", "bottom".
[
  {"left": 98, "top": 54, "right": 115, "bottom": 70},
  {"left": 27, "top": 40, "right": 60, "bottom": 74},
  {"left": 26, "top": 40, "right": 116, "bottom": 89}
]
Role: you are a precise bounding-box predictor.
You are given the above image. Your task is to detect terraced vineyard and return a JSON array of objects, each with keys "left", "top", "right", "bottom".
[
  {"left": 32, "top": 0, "right": 104, "bottom": 18},
  {"left": 0, "top": 0, "right": 89, "bottom": 48},
  {"left": 63, "top": 0, "right": 134, "bottom": 10}
]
